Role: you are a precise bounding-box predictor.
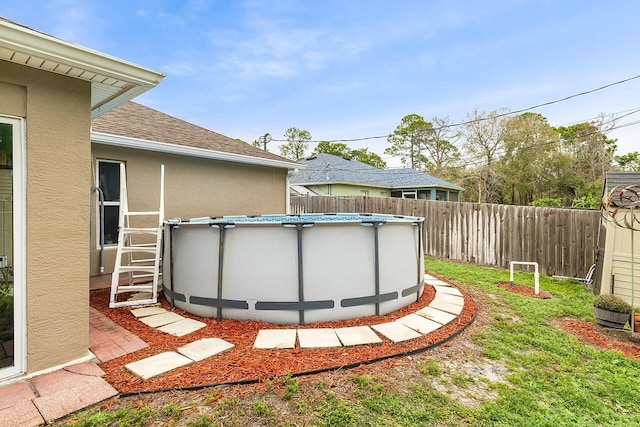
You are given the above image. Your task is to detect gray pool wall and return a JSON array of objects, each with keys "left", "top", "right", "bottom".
[{"left": 163, "top": 213, "right": 425, "bottom": 325}]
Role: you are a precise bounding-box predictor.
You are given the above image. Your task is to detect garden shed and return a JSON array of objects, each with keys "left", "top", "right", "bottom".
[{"left": 596, "top": 171, "right": 640, "bottom": 308}]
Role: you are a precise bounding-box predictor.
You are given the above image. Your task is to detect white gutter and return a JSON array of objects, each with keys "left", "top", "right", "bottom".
[
  {"left": 297, "top": 180, "right": 393, "bottom": 189},
  {"left": 91, "top": 131, "right": 304, "bottom": 170},
  {"left": 0, "top": 19, "right": 164, "bottom": 86}
]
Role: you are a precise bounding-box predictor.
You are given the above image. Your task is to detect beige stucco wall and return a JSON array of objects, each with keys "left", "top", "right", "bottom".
[
  {"left": 1, "top": 61, "right": 91, "bottom": 373},
  {"left": 90, "top": 144, "right": 289, "bottom": 276}
]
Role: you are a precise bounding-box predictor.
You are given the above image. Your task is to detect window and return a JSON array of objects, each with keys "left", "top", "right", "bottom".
[
  {"left": 402, "top": 191, "right": 417, "bottom": 199},
  {"left": 96, "top": 160, "right": 123, "bottom": 245}
]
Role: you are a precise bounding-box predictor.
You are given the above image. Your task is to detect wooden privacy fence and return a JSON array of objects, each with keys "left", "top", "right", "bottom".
[{"left": 290, "top": 195, "right": 601, "bottom": 278}]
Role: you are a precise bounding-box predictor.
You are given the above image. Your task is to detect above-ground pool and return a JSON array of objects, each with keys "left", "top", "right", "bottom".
[{"left": 162, "top": 213, "right": 424, "bottom": 325}]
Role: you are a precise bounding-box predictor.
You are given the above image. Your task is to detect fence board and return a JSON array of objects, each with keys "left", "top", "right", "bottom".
[{"left": 290, "top": 195, "right": 600, "bottom": 278}]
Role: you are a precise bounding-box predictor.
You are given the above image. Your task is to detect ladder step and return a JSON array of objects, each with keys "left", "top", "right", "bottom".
[
  {"left": 126, "top": 242, "right": 157, "bottom": 247},
  {"left": 124, "top": 211, "right": 161, "bottom": 216},
  {"left": 121, "top": 247, "right": 157, "bottom": 254},
  {"left": 122, "top": 227, "right": 161, "bottom": 234},
  {"left": 118, "top": 265, "right": 159, "bottom": 273},
  {"left": 131, "top": 259, "right": 158, "bottom": 264}
]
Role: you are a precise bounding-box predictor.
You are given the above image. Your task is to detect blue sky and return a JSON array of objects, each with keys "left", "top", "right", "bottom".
[{"left": 7, "top": 1, "right": 640, "bottom": 166}]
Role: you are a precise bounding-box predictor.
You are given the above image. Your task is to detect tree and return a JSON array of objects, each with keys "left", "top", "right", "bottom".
[
  {"left": 615, "top": 151, "right": 640, "bottom": 171},
  {"left": 350, "top": 148, "right": 386, "bottom": 169},
  {"left": 279, "top": 128, "right": 311, "bottom": 161},
  {"left": 556, "top": 121, "right": 617, "bottom": 202},
  {"left": 313, "top": 141, "right": 387, "bottom": 169},
  {"left": 499, "top": 113, "right": 560, "bottom": 205},
  {"left": 312, "top": 141, "right": 351, "bottom": 158},
  {"left": 461, "top": 108, "right": 508, "bottom": 203},
  {"left": 385, "top": 114, "right": 433, "bottom": 169},
  {"left": 420, "top": 116, "right": 461, "bottom": 179}
]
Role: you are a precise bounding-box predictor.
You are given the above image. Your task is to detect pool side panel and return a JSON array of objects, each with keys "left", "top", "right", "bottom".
[{"left": 163, "top": 214, "right": 425, "bottom": 324}]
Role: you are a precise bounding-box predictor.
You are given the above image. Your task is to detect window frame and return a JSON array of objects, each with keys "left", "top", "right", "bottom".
[
  {"left": 0, "top": 114, "right": 25, "bottom": 380},
  {"left": 95, "top": 159, "right": 124, "bottom": 249}
]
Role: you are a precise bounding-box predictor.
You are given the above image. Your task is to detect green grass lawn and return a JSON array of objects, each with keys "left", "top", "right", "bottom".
[{"left": 55, "top": 258, "right": 640, "bottom": 427}]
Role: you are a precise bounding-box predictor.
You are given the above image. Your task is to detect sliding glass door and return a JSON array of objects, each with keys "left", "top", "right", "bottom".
[{"left": 0, "top": 116, "right": 24, "bottom": 381}]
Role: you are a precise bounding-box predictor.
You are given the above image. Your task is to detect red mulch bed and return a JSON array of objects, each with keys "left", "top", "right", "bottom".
[
  {"left": 559, "top": 318, "right": 640, "bottom": 359},
  {"left": 497, "top": 282, "right": 552, "bottom": 299},
  {"left": 91, "top": 279, "right": 476, "bottom": 394}
]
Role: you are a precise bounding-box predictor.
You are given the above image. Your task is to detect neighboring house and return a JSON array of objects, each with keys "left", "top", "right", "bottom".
[
  {"left": 290, "top": 153, "right": 463, "bottom": 201},
  {"left": 596, "top": 171, "right": 640, "bottom": 307},
  {"left": 90, "top": 102, "right": 300, "bottom": 278},
  {"left": 0, "top": 17, "right": 165, "bottom": 381}
]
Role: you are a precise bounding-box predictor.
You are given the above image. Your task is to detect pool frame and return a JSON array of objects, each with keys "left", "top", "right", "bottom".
[{"left": 162, "top": 213, "right": 424, "bottom": 325}]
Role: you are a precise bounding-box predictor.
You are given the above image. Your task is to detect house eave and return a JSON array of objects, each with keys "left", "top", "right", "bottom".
[
  {"left": 389, "top": 184, "right": 465, "bottom": 192},
  {"left": 298, "top": 181, "right": 387, "bottom": 188},
  {"left": 91, "top": 131, "right": 303, "bottom": 170},
  {"left": 0, "top": 18, "right": 165, "bottom": 118}
]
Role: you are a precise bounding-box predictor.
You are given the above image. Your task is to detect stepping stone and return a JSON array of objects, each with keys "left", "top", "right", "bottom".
[
  {"left": 424, "top": 273, "right": 438, "bottom": 280},
  {"left": 297, "top": 328, "right": 342, "bottom": 349},
  {"left": 158, "top": 318, "right": 207, "bottom": 336},
  {"left": 334, "top": 326, "right": 382, "bottom": 346},
  {"left": 138, "top": 311, "right": 185, "bottom": 328},
  {"left": 371, "top": 322, "right": 422, "bottom": 343},
  {"left": 424, "top": 278, "right": 448, "bottom": 286},
  {"left": 415, "top": 306, "right": 458, "bottom": 325},
  {"left": 433, "top": 285, "right": 463, "bottom": 297},
  {"left": 254, "top": 329, "right": 297, "bottom": 349},
  {"left": 177, "top": 338, "right": 234, "bottom": 362},
  {"left": 131, "top": 307, "right": 167, "bottom": 318},
  {"left": 397, "top": 313, "right": 443, "bottom": 334},
  {"left": 428, "top": 298, "right": 464, "bottom": 315},
  {"left": 125, "top": 352, "right": 193, "bottom": 380},
  {"left": 432, "top": 293, "right": 465, "bottom": 307},
  {"left": 128, "top": 292, "right": 153, "bottom": 301}
]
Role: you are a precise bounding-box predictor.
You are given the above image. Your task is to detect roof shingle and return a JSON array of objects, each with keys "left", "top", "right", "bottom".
[
  {"left": 290, "top": 153, "right": 463, "bottom": 190},
  {"left": 91, "top": 102, "right": 293, "bottom": 164}
]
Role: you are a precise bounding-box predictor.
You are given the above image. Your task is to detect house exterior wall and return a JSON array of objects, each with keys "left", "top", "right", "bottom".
[
  {"left": 1, "top": 61, "right": 91, "bottom": 373},
  {"left": 599, "top": 210, "right": 640, "bottom": 308},
  {"left": 90, "top": 144, "right": 289, "bottom": 276},
  {"left": 306, "top": 183, "right": 390, "bottom": 197}
]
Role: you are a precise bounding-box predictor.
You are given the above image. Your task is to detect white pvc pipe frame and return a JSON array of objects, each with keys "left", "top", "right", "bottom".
[{"left": 510, "top": 261, "right": 540, "bottom": 295}]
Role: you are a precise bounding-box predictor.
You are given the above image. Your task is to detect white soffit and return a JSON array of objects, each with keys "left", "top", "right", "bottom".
[{"left": 0, "top": 17, "right": 165, "bottom": 118}]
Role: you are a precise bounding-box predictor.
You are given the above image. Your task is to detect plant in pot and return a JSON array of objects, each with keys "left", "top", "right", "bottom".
[{"left": 593, "top": 294, "right": 632, "bottom": 329}]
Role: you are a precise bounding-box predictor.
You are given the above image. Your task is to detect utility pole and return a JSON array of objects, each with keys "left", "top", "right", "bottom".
[{"left": 258, "top": 133, "right": 272, "bottom": 151}]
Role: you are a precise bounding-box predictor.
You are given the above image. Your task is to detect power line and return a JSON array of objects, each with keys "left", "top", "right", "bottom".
[{"left": 269, "top": 73, "right": 640, "bottom": 144}]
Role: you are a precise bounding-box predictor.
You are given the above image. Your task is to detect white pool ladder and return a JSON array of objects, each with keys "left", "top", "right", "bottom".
[{"left": 109, "top": 164, "right": 164, "bottom": 308}]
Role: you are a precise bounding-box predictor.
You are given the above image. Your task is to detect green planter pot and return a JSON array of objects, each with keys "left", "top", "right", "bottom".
[{"left": 594, "top": 307, "right": 630, "bottom": 329}]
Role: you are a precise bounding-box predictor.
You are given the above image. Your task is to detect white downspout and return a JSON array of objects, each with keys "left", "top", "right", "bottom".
[{"left": 286, "top": 168, "right": 299, "bottom": 214}]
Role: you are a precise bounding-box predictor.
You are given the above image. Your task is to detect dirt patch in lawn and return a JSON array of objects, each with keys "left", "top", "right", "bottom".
[{"left": 496, "top": 282, "right": 552, "bottom": 299}]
